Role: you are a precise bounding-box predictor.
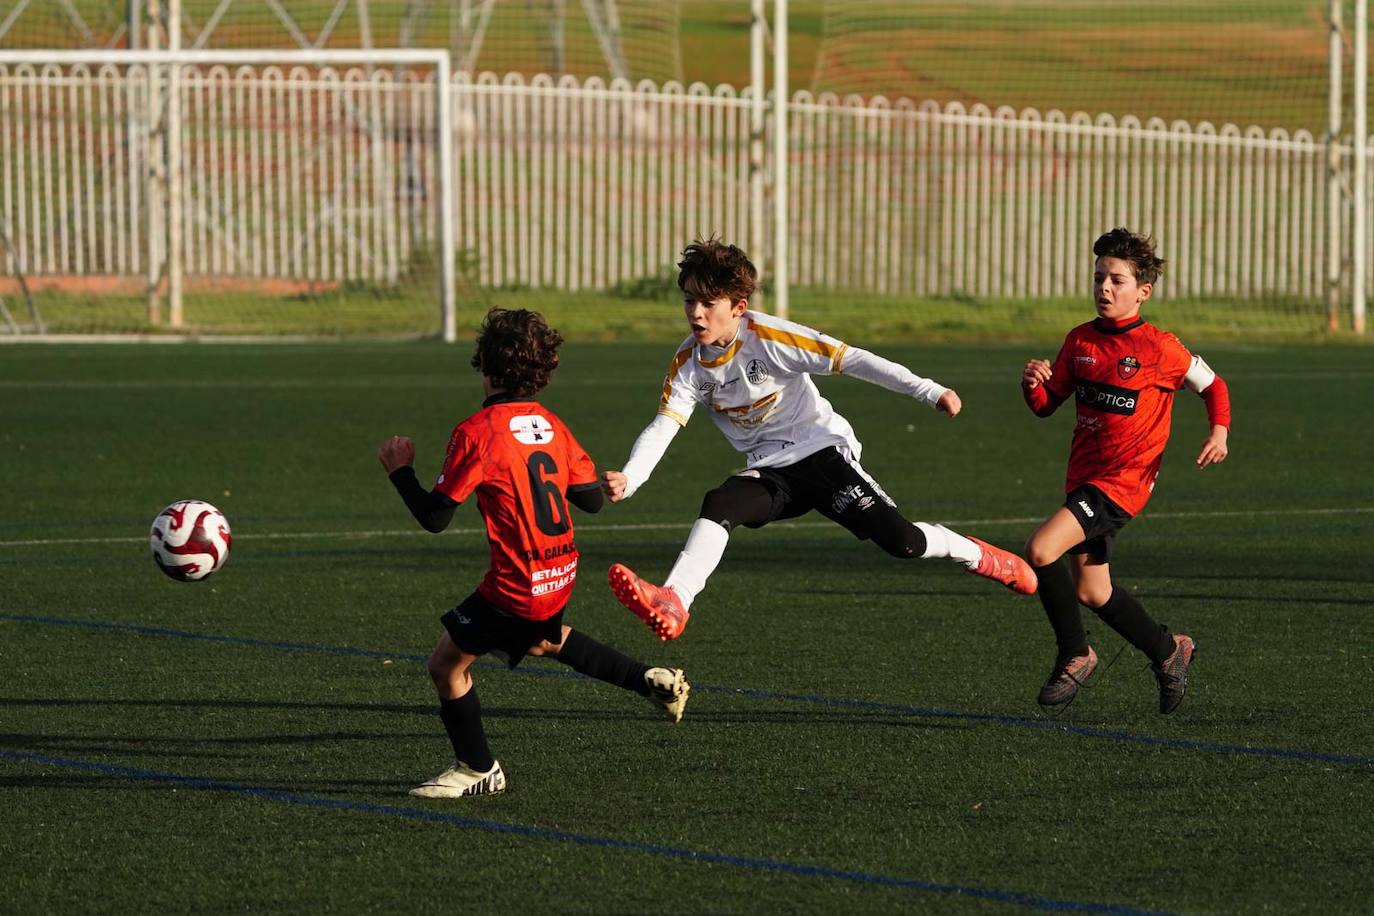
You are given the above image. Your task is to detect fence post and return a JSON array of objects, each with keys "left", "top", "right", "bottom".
[
  {"left": 772, "top": 0, "right": 788, "bottom": 319},
  {"left": 1328, "top": 0, "right": 1343, "bottom": 331},
  {"left": 1354, "top": 0, "right": 1368, "bottom": 334},
  {"left": 437, "top": 53, "right": 457, "bottom": 342}
]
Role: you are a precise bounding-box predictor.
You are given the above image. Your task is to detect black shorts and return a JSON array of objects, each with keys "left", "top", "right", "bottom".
[
  {"left": 1063, "top": 484, "right": 1133, "bottom": 564},
  {"left": 713, "top": 446, "right": 904, "bottom": 542},
  {"left": 441, "top": 591, "right": 565, "bottom": 669}
]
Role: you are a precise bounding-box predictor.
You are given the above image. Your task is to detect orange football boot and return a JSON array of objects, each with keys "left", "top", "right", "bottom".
[
  {"left": 608, "top": 563, "right": 690, "bottom": 640},
  {"left": 966, "top": 537, "right": 1038, "bottom": 595}
]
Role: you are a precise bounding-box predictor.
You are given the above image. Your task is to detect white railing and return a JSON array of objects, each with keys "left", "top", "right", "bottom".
[
  {"left": 454, "top": 74, "right": 1370, "bottom": 305},
  {"left": 2, "top": 63, "right": 1372, "bottom": 330}
]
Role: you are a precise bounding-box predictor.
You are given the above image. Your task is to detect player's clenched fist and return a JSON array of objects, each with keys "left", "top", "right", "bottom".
[
  {"left": 936, "top": 389, "right": 962, "bottom": 417},
  {"left": 1022, "top": 359, "right": 1053, "bottom": 390},
  {"left": 377, "top": 435, "right": 416, "bottom": 473},
  {"left": 600, "top": 469, "right": 629, "bottom": 502}
]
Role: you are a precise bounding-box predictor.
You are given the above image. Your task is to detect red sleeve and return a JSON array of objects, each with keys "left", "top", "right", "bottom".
[
  {"left": 1201, "top": 376, "right": 1231, "bottom": 429},
  {"left": 1023, "top": 381, "right": 1059, "bottom": 417},
  {"left": 561, "top": 425, "right": 597, "bottom": 487},
  {"left": 433, "top": 427, "right": 482, "bottom": 503}
]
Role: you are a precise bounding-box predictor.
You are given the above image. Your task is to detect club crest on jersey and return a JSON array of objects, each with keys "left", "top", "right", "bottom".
[
  {"left": 746, "top": 358, "right": 770, "bottom": 384},
  {"left": 509, "top": 414, "right": 555, "bottom": 445},
  {"left": 1117, "top": 355, "right": 1141, "bottom": 380}
]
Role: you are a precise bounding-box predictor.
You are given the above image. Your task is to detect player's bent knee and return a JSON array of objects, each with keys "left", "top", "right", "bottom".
[
  {"left": 698, "top": 488, "right": 736, "bottom": 525},
  {"left": 1078, "top": 586, "right": 1112, "bottom": 609},
  {"left": 525, "top": 638, "right": 561, "bottom": 658},
  {"left": 425, "top": 652, "right": 461, "bottom": 688},
  {"left": 1024, "top": 540, "right": 1059, "bottom": 568}
]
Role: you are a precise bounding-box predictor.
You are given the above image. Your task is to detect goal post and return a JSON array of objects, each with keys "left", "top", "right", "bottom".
[{"left": 0, "top": 47, "right": 457, "bottom": 340}]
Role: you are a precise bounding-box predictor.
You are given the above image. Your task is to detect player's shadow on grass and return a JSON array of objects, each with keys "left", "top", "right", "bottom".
[
  {"left": 480, "top": 706, "right": 967, "bottom": 731},
  {"left": 1142, "top": 590, "right": 1373, "bottom": 606},
  {"left": 0, "top": 697, "right": 435, "bottom": 715}
]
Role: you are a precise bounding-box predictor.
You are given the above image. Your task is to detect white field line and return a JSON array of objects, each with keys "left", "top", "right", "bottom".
[
  {"left": 3, "top": 506, "right": 1372, "bottom": 549},
  {"left": 6, "top": 367, "right": 1374, "bottom": 390}
]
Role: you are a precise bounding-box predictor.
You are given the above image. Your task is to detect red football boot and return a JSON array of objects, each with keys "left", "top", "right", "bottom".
[
  {"left": 608, "top": 563, "right": 690, "bottom": 640},
  {"left": 966, "top": 537, "right": 1038, "bottom": 595}
]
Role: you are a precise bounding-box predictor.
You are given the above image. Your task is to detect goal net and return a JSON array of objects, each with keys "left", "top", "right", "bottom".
[
  {"left": 0, "top": 0, "right": 682, "bottom": 83},
  {"left": 813, "top": 0, "right": 1342, "bottom": 134},
  {"left": 0, "top": 50, "right": 459, "bottom": 339}
]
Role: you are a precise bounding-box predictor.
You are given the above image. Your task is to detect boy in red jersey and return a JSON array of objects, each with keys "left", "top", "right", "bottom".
[
  {"left": 1022, "top": 228, "right": 1231, "bottom": 714},
  {"left": 378, "top": 308, "right": 690, "bottom": 798}
]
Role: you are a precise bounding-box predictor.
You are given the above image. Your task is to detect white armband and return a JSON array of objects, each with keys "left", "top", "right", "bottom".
[
  {"left": 1183, "top": 355, "right": 1216, "bottom": 394},
  {"left": 619, "top": 413, "right": 681, "bottom": 500},
  {"left": 838, "top": 346, "right": 950, "bottom": 408}
]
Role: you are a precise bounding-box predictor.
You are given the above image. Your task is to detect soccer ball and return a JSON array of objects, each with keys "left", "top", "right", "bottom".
[{"left": 149, "top": 499, "right": 232, "bottom": 582}]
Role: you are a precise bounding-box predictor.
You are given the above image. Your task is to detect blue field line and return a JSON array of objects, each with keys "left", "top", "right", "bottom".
[
  {"left": 5, "top": 612, "right": 1371, "bottom": 769},
  {"left": 0, "top": 748, "right": 1166, "bottom": 915}
]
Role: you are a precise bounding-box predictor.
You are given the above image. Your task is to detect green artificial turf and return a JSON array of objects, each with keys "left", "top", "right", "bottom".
[{"left": 1, "top": 341, "right": 1371, "bottom": 913}]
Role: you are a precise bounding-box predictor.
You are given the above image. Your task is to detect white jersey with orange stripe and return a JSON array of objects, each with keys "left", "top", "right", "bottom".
[{"left": 651, "top": 310, "right": 950, "bottom": 471}]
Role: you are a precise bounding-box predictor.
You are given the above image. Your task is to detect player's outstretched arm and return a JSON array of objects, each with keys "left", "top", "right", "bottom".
[
  {"left": 601, "top": 414, "right": 681, "bottom": 504},
  {"left": 377, "top": 435, "right": 458, "bottom": 533},
  {"left": 836, "top": 347, "right": 951, "bottom": 409}
]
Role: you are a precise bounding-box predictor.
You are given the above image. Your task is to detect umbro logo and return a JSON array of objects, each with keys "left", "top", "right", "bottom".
[{"left": 1078, "top": 500, "right": 1095, "bottom": 518}]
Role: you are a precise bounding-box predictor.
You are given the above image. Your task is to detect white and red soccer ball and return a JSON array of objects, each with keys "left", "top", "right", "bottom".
[{"left": 149, "top": 500, "right": 232, "bottom": 581}]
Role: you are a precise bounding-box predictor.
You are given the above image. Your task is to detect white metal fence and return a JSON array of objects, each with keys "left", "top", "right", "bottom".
[
  {"left": 3, "top": 63, "right": 1373, "bottom": 332},
  {"left": 457, "top": 74, "right": 1373, "bottom": 307}
]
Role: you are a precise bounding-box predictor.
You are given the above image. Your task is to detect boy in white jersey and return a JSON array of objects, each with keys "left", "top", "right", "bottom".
[{"left": 601, "top": 238, "right": 1037, "bottom": 640}]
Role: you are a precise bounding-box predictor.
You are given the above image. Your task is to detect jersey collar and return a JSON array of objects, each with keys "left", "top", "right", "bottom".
[
  {"left": 696, "top": 317, "right": 747, "bottom": 368},
  {"left": 1093, "top": 316, "right": 1145, "bottom": 335},
  {"left": 482, "top": 392, "right": 538, "bottom": 407}
]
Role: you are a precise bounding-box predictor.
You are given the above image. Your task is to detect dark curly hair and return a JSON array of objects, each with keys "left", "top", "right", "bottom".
[
  {"left": 677, "top": 236, "right": 758, "bottom": 303},
  {"left": 1093, "top": 228, "right": 1165, "bottom": 286},
  {"left": 470, "top": 307, "right": 563, "bottom": 397}
]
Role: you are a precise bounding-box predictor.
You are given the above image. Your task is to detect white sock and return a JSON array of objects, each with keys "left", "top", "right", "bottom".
[
  {"left": 664, "top": 519, "right": 731, "bottom": 609},
  {"left": 914, "top": 522, "right": 981, "bottom": 567}
]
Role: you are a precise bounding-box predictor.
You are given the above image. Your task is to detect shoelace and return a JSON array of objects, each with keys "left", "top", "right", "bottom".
[{"left": 1042, "top": 640, "right": 1127, "bottom": 719}]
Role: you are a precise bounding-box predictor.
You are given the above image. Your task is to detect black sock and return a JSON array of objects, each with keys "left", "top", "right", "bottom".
[
  {"left": 556, "top": 629, "right": 650, "bottom": 696},
  {"left": 1034, "top": 558, "right": 1089, "bottom": 662},
  {"left": 1092, "top": 588, "right": 1174, "bottom": 665},
  {"left": 437, "top": 689, "right": 494, "bottom": 773}
]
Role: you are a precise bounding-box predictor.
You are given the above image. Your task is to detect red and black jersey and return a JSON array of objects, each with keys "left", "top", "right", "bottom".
[
  {"left": 1024, "top": 317, "right": 1195, "bottom": 516},
  {"left": 434, "top": 395, "right": 598, "bottom": 620}
]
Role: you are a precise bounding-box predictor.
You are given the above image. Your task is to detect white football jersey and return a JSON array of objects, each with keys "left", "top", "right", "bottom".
[{"left": 655, "top": 310, "right": 863, "bottom": 468}]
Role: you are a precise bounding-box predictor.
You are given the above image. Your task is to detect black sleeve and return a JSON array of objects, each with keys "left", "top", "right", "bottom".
[
  {"left": 566, "top": 481, "right": 604, "bottom": 515},
  {"left": 388, "top": 466, "right": 459, "bottom": 533}
]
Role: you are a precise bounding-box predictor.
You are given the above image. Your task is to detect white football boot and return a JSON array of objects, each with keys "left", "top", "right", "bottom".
[
  {"left": 409, "top": 760, "right": 507, "bottom": 798},
  {"left": 645, "top": 667, "right": 691, "bottom": 724}
]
